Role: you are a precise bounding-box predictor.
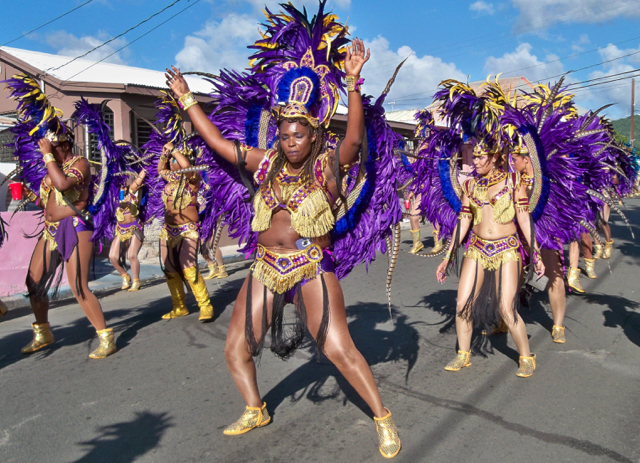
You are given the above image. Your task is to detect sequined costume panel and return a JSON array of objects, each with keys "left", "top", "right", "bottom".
[
  {"left": 158, "top": 222, "right": 199, "bottom": 249},
  {"left": 251, "top": 151, "right": 334, "bottom": 238},
  {"left": 464, "top": 232, "right": 521, "bottom": 271}
]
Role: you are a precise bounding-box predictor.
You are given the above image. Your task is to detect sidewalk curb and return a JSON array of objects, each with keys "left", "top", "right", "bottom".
[{"left": 1, "top": 250, "right": 250, "bottom": 312}]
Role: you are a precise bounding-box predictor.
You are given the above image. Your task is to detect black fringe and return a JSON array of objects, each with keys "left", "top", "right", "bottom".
[
  {"left": 118, "top": 239, "right": 130, "bottom": 271},
  {"left": 446, "top": 217, "right": 463, "bottom": 277},
  {"left": 27, "top": 239, "right": 63, "bottom": 300},
  {"left": 315, "top": 274, "right": 331, "bottom": 358},
  {"left": 244, "top": 272, "right": 331, "bottom": 361}
]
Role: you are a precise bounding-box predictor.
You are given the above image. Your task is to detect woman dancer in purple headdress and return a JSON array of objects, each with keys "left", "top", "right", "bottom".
[
  {"left": 165, "top": 4, "right": 402, "bottom": 457},
  {"left": 436, "top": 140, "right": 544, "bottom": 377},
  {"left": 109, "top": 170, "right": 146, "bottom": 292},
  {"left": 4, "top": 79, "right": 132, "bottom": 359}
]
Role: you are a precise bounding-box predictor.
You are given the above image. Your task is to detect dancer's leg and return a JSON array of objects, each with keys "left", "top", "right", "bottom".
[
  {"left": 581, "top": 232, "right": 593, "bottom": 259},
  {"left": 127, "top": 235, "right": 143, "bottom": 281},
  {"left": 542, "top": 249, "right": 565, "bottom": 326},
  {"left": 455, "top": 258, "right": 484, "bottom": 352},
  {"left": 66, "top": 231, "right": 107, "bottom": 331},
  {"left": 108, "top": 237, "right": 127, "bottom": 276},
  {"left": 299, "top": 273, "right": 385, "bottom": 417},
  {"left": 26, "top": 237, "right": 50, "bottom": 324},
  {"left": 224, "top": 275, "right": 273, "bottom": 408},
  {"left": 498, "top": 260, "right": 530, "bottom": 357}
]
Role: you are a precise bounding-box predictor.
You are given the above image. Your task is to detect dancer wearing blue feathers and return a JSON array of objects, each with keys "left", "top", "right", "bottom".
[{"left": 165, "top": 2, "right": 402, "bottom": 457}]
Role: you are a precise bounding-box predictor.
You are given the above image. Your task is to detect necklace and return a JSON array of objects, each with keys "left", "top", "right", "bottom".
[{"left": 61, "top": 155, "right": 80, "bottom": 171}]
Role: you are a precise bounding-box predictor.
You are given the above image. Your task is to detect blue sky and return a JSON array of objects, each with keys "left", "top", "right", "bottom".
[{"left": 2, "top": 0, "right": 640, "bottom": 119}]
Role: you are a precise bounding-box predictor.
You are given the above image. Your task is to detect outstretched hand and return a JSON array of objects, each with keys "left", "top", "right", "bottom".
[
  {"left": 165, "top": 66, "right": 190, "bottom": 98},
  {"left": 344, "top": 37, "right": 370, "bottom": 77}
]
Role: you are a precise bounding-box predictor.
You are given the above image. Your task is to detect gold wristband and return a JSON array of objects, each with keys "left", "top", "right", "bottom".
[
  {"left": 43, "top": 153, "right": 56, "bottom": 166},
  {"left": 346, "top": 75, "right": 361, "bottom": 92},
  {"left": 178, "top": 92, "right": 197, "bottom": 110}
]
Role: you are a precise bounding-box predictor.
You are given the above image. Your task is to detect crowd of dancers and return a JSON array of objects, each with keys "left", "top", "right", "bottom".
[{"left": 1, "top": 1, "right": 638, "bottom": 459}]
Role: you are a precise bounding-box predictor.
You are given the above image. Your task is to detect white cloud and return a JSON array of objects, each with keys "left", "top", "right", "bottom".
[
  {"left": 470, "top": 1, "right": 495, "bottom": 15},
  {"left": 571, "top": 33, "right": 590, "bottom": 52},
  {"left": 175, "top": 14, "right": 258, "bottom": 73},
  {"left": 484, "top": 43, "right": 564, "bottom": 82},
  {"left": 512, "top": 0, "right": 640, "bottom": 29},
  {"left": 46, "top": 30, "right": 129, "bottom": 65},
  {"left": 362, "top": 36, "right": 466, "bottom": 108},
  {"left": 577, "top": 43, "right": 640, "bottom": 118}
]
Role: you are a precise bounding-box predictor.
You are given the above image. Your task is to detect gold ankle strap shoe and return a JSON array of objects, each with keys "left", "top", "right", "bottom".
[
  {"left": 89, "top": 328, "right": 117, "bottom": 359},
  {"left": 603, "top": 240, "right": 614, "bottom": 259},
  {"left": 584, "top": 258, "right": 597, "bottom": 279},
  {"left": 223, "top": 402, "right": 270, "bottom": 435},
  {"left": 128, "top": 279, "right": 141, "bottom": 292},
  {"left": 593, "top": 244, "right": 603, "bottom": 259},
  {"left": 409, "top": 229, "right": 424, "bottom": 254},
  {"left": 516, "top": 354, "right": 536, "bottom": 378},
  {"left": 551, "top": 325, "right": 566, "bottom": 343},
  {"left": 21, "top": 322, "right": 55, "bottom": 354},
  {"left": 567, "top": 267, "right": 585, "bottom": 294},
  {"left": 203, "top": 264, "right": 218, "bottom": 280},
  {"left": 374, "top": 408, "right": 401, "bottom": 458},
  {"left": 216, "top": 264, "right": 229, "bottom": 279},
  {"left": 444, "top": 350, "right": 471, "bottom": 371},
  {"left": 121, "top": 273, "right": 131, "bottom": 290}
]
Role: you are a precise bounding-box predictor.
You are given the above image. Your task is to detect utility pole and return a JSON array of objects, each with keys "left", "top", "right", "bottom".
[{"left": 631, "top": 78, "right": 635, "bottom": 148}]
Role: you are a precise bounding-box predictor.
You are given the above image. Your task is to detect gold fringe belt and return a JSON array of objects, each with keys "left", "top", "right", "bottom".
[
  {"left": 159, "top": 222, "right": 199, "bottom": 249},
  {"left": 465, "top": 233, "right": 521, "bottom": 271},
  {"left": 251, "top": 244, "right": 323, "bottom": 294},
  {"left": 115, "top": 220, "right": 142, "bottom": 242}
]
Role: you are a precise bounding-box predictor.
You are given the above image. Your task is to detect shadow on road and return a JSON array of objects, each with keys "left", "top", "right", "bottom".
[
  {"left": 0, "top": 273, "right": 242, "bottom": 371},
  {"left": 72, "top": 411, "right": 173, "bottom": 463},
  {"left": 263, "top": 303, "right": 421, "bottom": 419},
  {"left": 584, "top": 293, "right": 640, "bottom": 349}
]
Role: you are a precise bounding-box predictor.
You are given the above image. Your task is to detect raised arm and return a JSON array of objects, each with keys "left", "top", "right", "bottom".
[
  {"left": 130, "top": 170, "right": 146, "bottom": 194},
  {"left": 165, "top": 67, "right": 265, "bottom": 172},
  {"left": 39, "top": 138, "right": 87, "bottom": 192},
  {"left": 337, "top": 38, "right": 371, "bottom": 166}
]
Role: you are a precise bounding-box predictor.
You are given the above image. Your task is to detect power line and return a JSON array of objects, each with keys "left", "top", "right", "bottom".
[
  {"left": 1, "top": 0, "right": 94, "bottom": 47},
  {"left": 45, "top": 0, "right": 184, "bottom": 73},
  {"left": 60, "top": 0, "right": 203, "bottom": 83}
]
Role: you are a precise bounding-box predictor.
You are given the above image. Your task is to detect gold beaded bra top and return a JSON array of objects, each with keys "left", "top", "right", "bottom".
[
  {"left": 462, "top": 169, "right": 520, "bottom": 226},
  {"left": 116, "top": 191, "right": 139, "bottom": 222},
  {"left": 252, "top": 149, "right": 334, "bottom": 238},
  {"left": 162, "top": 171, "right": 198, "bottom": 211},
  {"left": 39, "top": 156, "right": 85, "bottom": 207}
]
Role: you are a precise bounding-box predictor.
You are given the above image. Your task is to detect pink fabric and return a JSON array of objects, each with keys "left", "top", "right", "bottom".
[{"left": 0, "top": 211, "right": 69, "bottom": 297}]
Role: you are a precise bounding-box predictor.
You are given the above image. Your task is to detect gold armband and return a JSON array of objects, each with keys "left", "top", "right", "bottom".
[
  {"left": 178, "top": 92, "right": 198, "bottom": 111},
  {"left": 459, "top": 205, "right": 473, "bottom": 220},
  {"left": 443, "top": 250, "right": 452, "bottom": 261},
  {"left": 516, "top": 196, "right": 530, "bottom": 212}
]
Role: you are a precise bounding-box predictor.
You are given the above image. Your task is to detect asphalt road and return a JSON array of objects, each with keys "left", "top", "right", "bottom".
[{"left": 1, "top": 200, "right": 639, "bottom": 463}]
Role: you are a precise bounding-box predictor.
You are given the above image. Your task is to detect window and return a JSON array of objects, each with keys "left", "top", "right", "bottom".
[
  {"left": 0, "top": 128, "right": 15, "bottom": 163},
  {"left": 134, "top": 116, "right": 154, "bottom": 148}
]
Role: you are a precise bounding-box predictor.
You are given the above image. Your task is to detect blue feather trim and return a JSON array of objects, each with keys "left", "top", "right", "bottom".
[
  {"left": 333, "top": 126, "right": 377, "bottom": 235},
  {"left": 277, "top": 67, "right": 320, "bottom": 110},
  {"left": 438, "top": 152, "right": 462, "bottom": 213}
]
